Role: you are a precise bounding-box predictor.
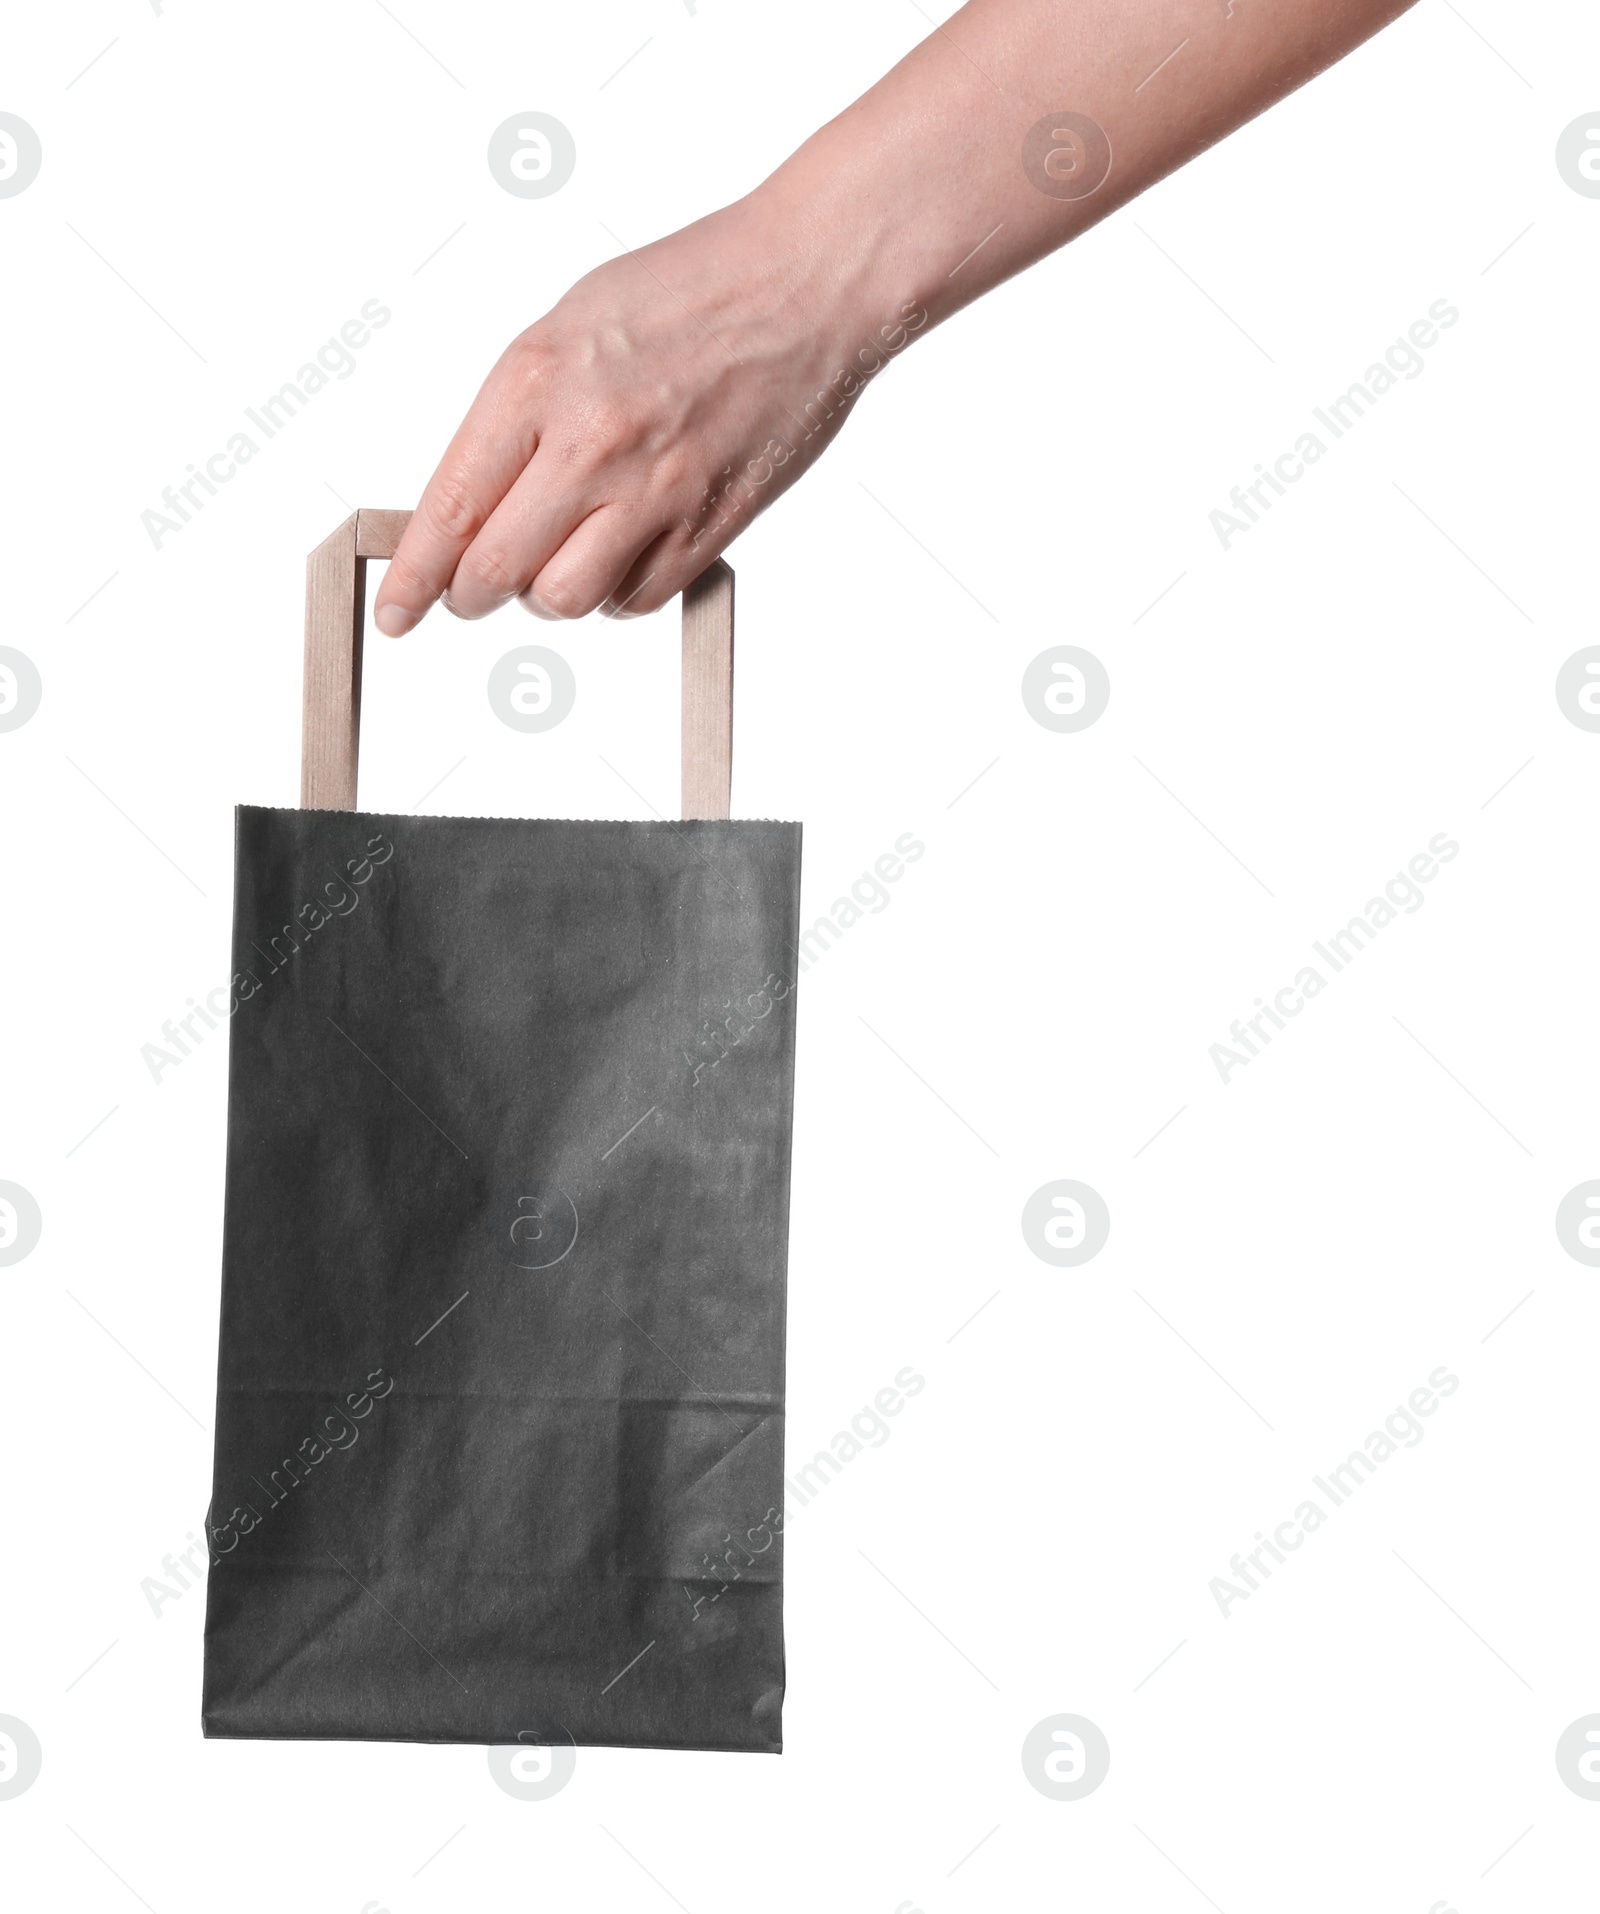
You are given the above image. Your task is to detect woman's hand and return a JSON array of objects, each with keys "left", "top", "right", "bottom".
[
  {"left": 373, "top": 0, "right": 1417, "bottom": 636},
  {"left": 372, "top": 196, "right": 883, "bottom": 633}
]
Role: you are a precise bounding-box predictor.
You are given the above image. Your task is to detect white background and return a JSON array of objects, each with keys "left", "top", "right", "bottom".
[{"left": 2, "top": 1, "right": 1597, "bottom": 1908}]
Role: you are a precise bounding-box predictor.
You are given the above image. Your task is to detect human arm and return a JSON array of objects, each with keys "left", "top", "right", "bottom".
[{"left": 372, "top": 0, "right": 1416, "bottom": 634}]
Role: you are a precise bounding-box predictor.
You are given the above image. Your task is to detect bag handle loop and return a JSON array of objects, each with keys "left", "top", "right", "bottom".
[{"left": 300, "top": 509, "right": 734, "bottom": 820}]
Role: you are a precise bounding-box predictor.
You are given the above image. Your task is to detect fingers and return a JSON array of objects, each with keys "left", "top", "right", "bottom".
[
  {"left": 599, "top": 525, "right": 708, "bottom": 620},
  {"left": 440, "top": 457, "right": 595, "bottom": 621},
  {"left": 372, "top": 341, "right": 549, "bottom": 637},
  {"left": 371, "top": 323, "right": 748, "bottom": 632},
  {"left": 450, "top": 429, "right": 704, "bottom": 621},
  {"left": 520, "top": 506, "right": 661, "bottom": 622},
  {"left": 531, "top": 510, "right": 731, "bottom": 623}
]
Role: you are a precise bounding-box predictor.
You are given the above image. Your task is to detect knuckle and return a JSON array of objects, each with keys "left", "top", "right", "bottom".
[
  {"left": 612, "top": 567, "right": 675, "bottom": 619},
  {"left": 501, "top": 331, "right": 557, "bottom": 398},
  {"left": 652, "top": 450, "right": 693, "bottom": 497},
  {"left": 459, "top": 543, "right": 523, "bottom": 601},
  {"left": 583, "top": 400, "right": 639, "bottom": 460},
  {"left": 531, "top": 576, "right": 586, "bottom": 620},
  {"left": 619, "top": 586, "right": 670, "bottom": 619},
  {"left": 384, "top": 553, "right": 432, "bottom": 602},
  {"left": 424, "top": 473, "right": 485, "bottom": 543}
]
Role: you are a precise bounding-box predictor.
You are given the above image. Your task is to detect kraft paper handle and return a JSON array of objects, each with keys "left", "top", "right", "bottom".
[{"left": 300, "top": 508, "right": 734, "bottom": 819}]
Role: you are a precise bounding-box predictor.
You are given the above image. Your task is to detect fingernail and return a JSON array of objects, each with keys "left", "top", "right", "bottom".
[{"left": 374, "top": 604, "right": 415, "bottom": 638}]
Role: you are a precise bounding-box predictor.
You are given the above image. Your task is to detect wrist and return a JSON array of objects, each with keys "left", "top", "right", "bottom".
[
  {"left": 751, "top": 148, "right": 923, "bottom": 326},
  {"left": 735, "top": 164, "right": 938, "bottom": 395}
]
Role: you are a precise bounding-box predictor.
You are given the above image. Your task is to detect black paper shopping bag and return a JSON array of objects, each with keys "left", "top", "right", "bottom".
[{"left": 201, "top": 513, "right": 800, "bottom": 1751}]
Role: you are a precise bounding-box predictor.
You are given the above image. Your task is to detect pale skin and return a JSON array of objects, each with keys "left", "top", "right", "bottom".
[{"left": 371, "top": 0, "right": 1417, "bottom": 636}]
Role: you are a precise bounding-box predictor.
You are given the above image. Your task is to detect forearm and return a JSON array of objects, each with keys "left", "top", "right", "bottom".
[{"left": 748, "top": 0, "right": 1417, "bottom": 348}]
